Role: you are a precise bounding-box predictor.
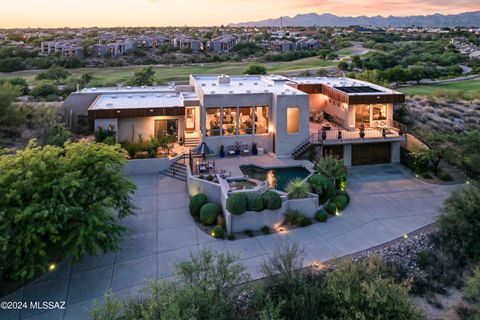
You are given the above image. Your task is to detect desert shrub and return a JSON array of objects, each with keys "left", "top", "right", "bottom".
[
  {"left": 227, "top": 233, "right": 236, "bottom": 240},
  {"left": 315, "top": 209, "right": 328, "bottom": 222},
  {"left": 466, "top": 268, "right": 480, "bottom": 306},
  {"left": 262, "top": 190, "right": 282, "bottom": 210},
  {"left": 416, "top": 250, "right": 433, "bottom": 269},
  {"left": 308, "top": 174, "right": 335, "bottom": 204},
  {"left": 211, "top": 225, "right": 224, "bottom": 239},
  {"left": 244, "top": 229, "right": 254, "bottom": 237},
  {"left": 284, "top": 210, "right": 312, "bottom": 227},
  {"left": 200, "top": 203, "right": 220, "bottom": 225},
  {"left": 333, "top": 195, "right": 348, "bottom": 210},
  {"left": 261, "top": 226, "right": 271, "bottom": 234},
  {"left": 436, "top": 187, "right": 480, "bottom": 264},
  {"left": 246, "top": 192, "right": 264, "bottom": 212},
  {"left": 438, "top": 171, "right": 453, "bottom": 182},
  {"left": 227, "top": 192, "right": 247, "bottom": 215},
  {"left": 316, "top": 154, "right": 347, "bottom": 188},
  {"left": 325, "top": 202, "right": 337, "bottom": 215},
  {"left": 94, "top": 125, "right": 116, "bottom": 144},
  {"left": 335, "top": 190, "right": 350, "bottom": 203},
  {"left": 409, "top": 147, "right": 431, "bottom": 174},
  {"left": 285, "top": 178, "right": 311, "bottom": 199},
  {"left": 189, "top": 193, "right": 208, "bottom": 216}
]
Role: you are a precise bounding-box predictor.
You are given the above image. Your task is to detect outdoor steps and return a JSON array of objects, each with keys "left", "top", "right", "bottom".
[
  {"left": 160, "top": 161, "right": 187, "bottom": 181},
  {"left": 292, "top": 141, "right": 312, "bottom": 160},
  {"left": 184, "top": 136, "right": 201, "bottom": 148}
]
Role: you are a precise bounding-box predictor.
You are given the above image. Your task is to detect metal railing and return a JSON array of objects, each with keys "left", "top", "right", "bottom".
[{"left": 310, "top": 127, "right": 403, "bottom": 144}]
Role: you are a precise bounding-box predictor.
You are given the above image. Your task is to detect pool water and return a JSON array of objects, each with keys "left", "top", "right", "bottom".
[{"left": 240, "top": 165, "right": 310, "bottom": 192}]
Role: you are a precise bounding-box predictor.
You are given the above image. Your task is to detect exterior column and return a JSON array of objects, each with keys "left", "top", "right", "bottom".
[
  {"left": 391, "top": 141, "right": 401, "bottom": 163},
  {"left": 343, "top": 144, "right": 352, "bottom": 167}
]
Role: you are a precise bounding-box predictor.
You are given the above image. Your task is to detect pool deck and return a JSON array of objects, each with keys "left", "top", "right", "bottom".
[{"left": 211, "top": 154, "right": 315, "bottom": 178}]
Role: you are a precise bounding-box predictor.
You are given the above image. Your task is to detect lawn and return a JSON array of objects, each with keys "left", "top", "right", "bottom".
[
  {"left": 398, "top": 80, "right": 480, "bottom": 99},
  {"left": 0, "top": 57, "right": 336, "bottom": 86}
]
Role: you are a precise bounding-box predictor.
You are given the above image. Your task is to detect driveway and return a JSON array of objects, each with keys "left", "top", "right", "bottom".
[{"left": 1, "top": 164, "right": 458, "bottom": 320}]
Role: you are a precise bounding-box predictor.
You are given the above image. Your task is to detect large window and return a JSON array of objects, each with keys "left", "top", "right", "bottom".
[
  {"left": 238, "top": 107, "right": 253, "bottom": 135},
  {"left": 372, "top": 105, "right": 387, "bottom": 121},
  {"left": 206, "top": 108, "right": 221, "bottom": 136},
  {"left": 287, "top": 107, "right": 299, "bottom": 134},
  {"left": 222, "top": 107, "right": 237, "bottom": 135},
  {"left": 254, "top": 106, "right": 268, "bottom": 134}
]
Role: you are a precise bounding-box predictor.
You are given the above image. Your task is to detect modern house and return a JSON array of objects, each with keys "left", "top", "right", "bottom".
[
  {"left": 62, "top": 75, "right": 405, "bottom": 166},
  {"left": 270, "top": 40, "right": 295, "bottom": 52},
  {"left": 296, "top": 38, "right": 321, "bottom": 51},
  {"left": 208, "top": 35, "right": 237, "bottom": 53},
  {"left": 173, "top": 36, "right": 202, "bottom": 53}
]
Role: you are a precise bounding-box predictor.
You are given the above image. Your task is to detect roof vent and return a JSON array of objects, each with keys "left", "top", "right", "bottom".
[
  {"left": 128, "top": 95, "right": 132, "bottom": 98},
  {"left": 201, "top": 83, "right": 206, "bottom": 87},
  {"left": 111, "top": 95, "right": 117, "bottom": 99},
  {"left": 253, "top": 82, "right": 258, "bottom": 85},
  {"left": 210, "top": 91, "right": 215, "bottom": 94},
  {"left": 218, "top": 74, "right": 230, "bottom": 84},
  {"left": 239, "top": 82, "right": 243, "bottom": 86},
  {"left": 264, "top": 89, "right": 269, "bottom": 93},
  {"left": 212, "top": 83, "right": 216, "bottom": 86},
  {"left": 228, "top": 90, "right": 234, "bottom": 94},
  {"left": 246, "top": 90, "right": 251, "bottom": 93},
  {"left": 106, "top": 103, "right": 113, "bottom": 106}
]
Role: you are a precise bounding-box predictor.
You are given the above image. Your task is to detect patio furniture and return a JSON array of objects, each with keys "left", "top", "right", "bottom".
[
  {"left": 208, "top": 161, "right": 215, "bottom": 172},
  {"left": 257, "top": 147, "right": 264, "bottom": 155},
  {"left": 241, "top": 145, "right": 250, "bottom": 156},
  {"left": 227, "top": 146, "right": 236, "bottom": 157},
  {"left": 312, "top": 113, "right": 323, "bottom": 123}
]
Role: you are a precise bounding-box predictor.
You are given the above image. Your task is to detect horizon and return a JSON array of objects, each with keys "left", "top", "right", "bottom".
[{"left": 1, "top": 0, "right": 480, "bottom": 29}]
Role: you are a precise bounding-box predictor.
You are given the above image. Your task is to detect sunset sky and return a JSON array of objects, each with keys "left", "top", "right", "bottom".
[{"left": 1, "top": 0, "right": 479, "bottom": 28}]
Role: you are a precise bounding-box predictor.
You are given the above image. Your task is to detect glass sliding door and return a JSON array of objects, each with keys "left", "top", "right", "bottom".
[
  {"left": 154, "top": 119, "right": 178, "bottom": 139},
  {"left": 355, "top": 105, "right": 370, "bottom": 128}
]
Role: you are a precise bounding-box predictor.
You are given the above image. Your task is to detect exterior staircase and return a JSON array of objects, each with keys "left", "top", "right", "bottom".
[
  {"left": 184, "top": 136, "right": 200, "bottom": 148},
  {"left": 160, "top": 160, "right": 187, "bottom": 181},
  {"left": 291, "top": 140, "right": 313, "bottom": 160}
]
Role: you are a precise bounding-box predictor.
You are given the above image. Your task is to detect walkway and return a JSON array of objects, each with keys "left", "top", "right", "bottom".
[{"left": 1, "top": 164, "right": 458, "bottom": 320}]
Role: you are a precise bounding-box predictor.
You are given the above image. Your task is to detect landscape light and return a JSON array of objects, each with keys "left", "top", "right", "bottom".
[
  {"left": 49, "top": 263, "right": 56, "bottom": 272},
  {"left": 466, "top": 181, "right": 470, "bottom": 185},
  {"left": 403, "top": 234, "right": 408, "bottom": 239}
]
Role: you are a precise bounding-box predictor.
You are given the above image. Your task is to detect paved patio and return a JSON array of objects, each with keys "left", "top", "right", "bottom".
[{"left": 1, "top": 164, "right": 459, "bottom": 320}]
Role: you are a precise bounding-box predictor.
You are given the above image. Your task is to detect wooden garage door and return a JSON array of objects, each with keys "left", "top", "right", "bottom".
[{"left": 352, "top": 142, "right": 391, "bottom": 166}]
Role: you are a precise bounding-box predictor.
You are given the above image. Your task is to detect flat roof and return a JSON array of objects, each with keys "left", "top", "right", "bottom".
[
  {"left": 191, "top": 75, "right": 307, "bottom": 96},
  {"left": 81, "top": 85, "right": 174, "bottom": 94},
  {"left": 89, "top": 92, "right": 184, "bottom": 110},
  {"left": 290, "top": 77, "right": 403, "bottom": 95}
]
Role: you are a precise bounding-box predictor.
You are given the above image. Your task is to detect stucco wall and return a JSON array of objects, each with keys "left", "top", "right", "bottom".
[
  {"left": 123, "top": 156, "right": 179, "bottom": 175},
  {"left": 117, "top": 116, "right": 185, "bottom": 143},
  {"left": 287, "top": 194, "right": 320, "bottom": 219},
  {"left": 204, "top": 134, "right": 273, "bottom": 155},
  {"left": 187, "top": 175, "right": 222, "bottom": 204},
  {"left": 229, "top": 202, "right": 288, "bottom": 233}
]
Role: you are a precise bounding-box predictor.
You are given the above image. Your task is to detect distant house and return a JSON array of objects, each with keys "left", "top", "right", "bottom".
[
  {"left": 353, "top": 26, "right": 386, "bottom": 34},
  {"left": 40, "top": 39, "right": 84, "bottom": 57},
  {"left": 174, "top": 36, "right": 202, "bottom": 53},
  {"left": 135, "top": 35, "right": 169, "bottom": 48},
  {"left": 270, "top": 40, "right": 295, "bottom": 52},
  {"left": 208, "top": 35, "right": 237, "bottom": 53},
  {"left": 296, "top": 38, "right": 321, "bottom": 51}
]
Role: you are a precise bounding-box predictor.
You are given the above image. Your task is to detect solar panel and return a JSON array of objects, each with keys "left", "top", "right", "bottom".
[{"left": 335, "top": 86, "right": 383, "bottom": 93}]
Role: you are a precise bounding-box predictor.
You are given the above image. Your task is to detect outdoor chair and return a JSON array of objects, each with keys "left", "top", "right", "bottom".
[
  {"left": 241, "top": 145, "right": 250, "bottom": 156},
  {"left": 208, "top": 161, "right": 215, "bottom": 172},
  {"left": 227, "top": 146, "right": 236, "bottom": 156}
]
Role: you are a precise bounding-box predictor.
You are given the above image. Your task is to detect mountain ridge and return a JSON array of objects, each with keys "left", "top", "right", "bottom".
[{"left": 229, "top": 11, "right": 480, "bottom": 27}]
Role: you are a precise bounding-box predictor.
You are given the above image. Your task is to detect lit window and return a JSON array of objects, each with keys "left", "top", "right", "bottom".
[
  {"left": 238, "top": 107, "right": 253, "bottom": 135},
  {"left": 206, "top": 108, "right": 221, "bottom": 136},
  {"left": 372, "top": 105, "right": 387, "bottom": 121},
  {"left": 254, "top": 106, "right": 268, "bottom": 134},
  {"left": 222, "top": 107, "right": 237, "bottom": 135},
  {"left": 287, "top": 107, "right": 299, "bottom": 134}
]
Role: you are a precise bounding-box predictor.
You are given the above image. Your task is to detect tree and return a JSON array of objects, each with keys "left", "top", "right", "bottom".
[
  {"left": 0, "top": 141, "right": 136, "bottom": 280},
  {"left": 383, "top": 67, "right": 408, "bottom": 85},
  {"left": 128, "top": 66, "right": 155, "bottom": 86},
  {"left": 417, "top": 129, "right": 453, "bottom": 176},
  {"left": 31, "top": 81, "right": 59, "bottom": 99},
  {"left": 244, "top": 64, "right": 267, "bottom": 75},
  {"left": 0, "top": 77, "right": 29, "bottom": 95},
  {"left": 337, "top": 61, "right": 349, "bottom": 71},
  {"left": 79, "top": 72, "right": 93, "bottom": 88},
  {"left": 0, "top": 83, "right": 23, "bottom": 139},
  {"left": 35, "top": 65, "right": 71, "bottom": 83}
]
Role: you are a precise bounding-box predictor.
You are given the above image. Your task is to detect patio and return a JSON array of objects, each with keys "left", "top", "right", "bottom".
[{"left": 0, "top": 164, "right": 459, "bottom": 320}]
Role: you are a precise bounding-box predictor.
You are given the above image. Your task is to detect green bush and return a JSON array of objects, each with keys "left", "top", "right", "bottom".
[
  {"left": 226, "top": 192, "right": 247, "bottom": 215},
  {"left": 262, "top": 190, "right": 282, "bottom": 210},
  {"left": 227, "top": 233, "right": 236, "bottom": 240},
  {"left": 309, "top": 174, "right": 335, "bottom": 204},
  {"left": 297, "top": 216, "right": 312, "bottom": 227},
  {"left": 416, "top": 250, "right": 432, "bottom": 269},
  {"left": 200, "top": 203, "right": 220, "bottom": 225},
  {"left": 284, "top": 210, "right": 312, "bottom": 227},
  {"left": 211, "top": 225, "right": 224, "bottom": 239},
  {"left": 315, "top": 209, "right": 328, "bottom": 222},
  {"left": 439, "top": 171, "right": 453, "bottom": 182},
  {"left": 246, "top": 193, "right": 264, "bottom": 212},
  {"left": 333, "top": 195, "right": 348, "bottom": 210},
  {"left": 245, "top": 229, "right": 254, "bottom": 237},
  {"left": 189, "top": 193, "right": 208, "bottom": 216},
  {"left": 335, "top": 190, "right": 350, "bottom": 203},
  {"left": 325, "top": 202, "right": 337, "bottom": 215}
]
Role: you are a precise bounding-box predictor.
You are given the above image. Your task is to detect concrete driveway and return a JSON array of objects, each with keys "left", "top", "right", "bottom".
[{"left": 1, "top": 164, "right": 458, "bottom": 320}]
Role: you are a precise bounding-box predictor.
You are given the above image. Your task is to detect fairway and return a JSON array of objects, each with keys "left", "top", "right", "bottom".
[
  {"left": 0, "top": 57, "right": 336, "bottom": 86},
  {"left": 398, "top": 79, "right": 480, "bottom": 99}
]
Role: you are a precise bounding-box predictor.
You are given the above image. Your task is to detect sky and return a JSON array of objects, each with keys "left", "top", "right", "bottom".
[{"left": 1, "top": 0, "right": 479, "bottom": 28}]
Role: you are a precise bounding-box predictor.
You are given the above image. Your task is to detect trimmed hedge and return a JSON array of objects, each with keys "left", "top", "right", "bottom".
[
  {"left": 315, "top": 209, "right": 328, "bottom": 222},
  {"left": 246, "top": 193, "right": 264, "bottom": 212},
  {"left": 200, "top": 203, "right": 220, "bottom": 225},
  {"left": 325, "top": 202, "right": 337, "bottom": 215},
  {"left": 189, "top": 193, "right": 208, "bottom": 216},
  {"left": 211, "top": 225, "right": 224, "bottom": 239},
  {"left": 335, "top": 190, "right": 350, "bottom": 203},
  {"left": 226, "top": 193, "right": 247, "bottom": 215},
  {"left": 262, "top": 190, "right": 282, "bottom": 210},
  {"left": 309, "top": 174, "right": 335, "bottom": 204},
  {"left": 333, "top": 195, "right": 348, "bottom": 211}
]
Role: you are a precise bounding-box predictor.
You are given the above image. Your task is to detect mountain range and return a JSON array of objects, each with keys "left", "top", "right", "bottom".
[{"left": 229, "top": 12, "right": 480, "bottom": 28}]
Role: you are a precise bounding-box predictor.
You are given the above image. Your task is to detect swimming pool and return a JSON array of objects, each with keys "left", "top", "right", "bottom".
[{"left": 240, "top": 165, "right": 311, "bottom": 192}]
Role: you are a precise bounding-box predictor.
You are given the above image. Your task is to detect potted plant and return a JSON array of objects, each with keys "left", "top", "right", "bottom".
[
  {"left": 234, "top": 141, "right": 241, "bottom": 156},
  {"left": 219, "top": 145, "right": 225, "bottom": 158},
  {"left": 359, "top": 123, "right": 365, "bottom": 139},
  {"left": 252, "top": 142, "right": 258, "bottom": 156}
]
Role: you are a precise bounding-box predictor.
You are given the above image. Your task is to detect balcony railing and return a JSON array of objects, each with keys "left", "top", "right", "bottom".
[{"left": 309, "top": 127, "right": 404, "bottom": 144}]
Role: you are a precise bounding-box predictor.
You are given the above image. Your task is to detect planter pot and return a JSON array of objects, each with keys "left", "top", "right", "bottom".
[
  {"left": 220, "top": 150, "right": 225, "bottom": 158},
  {"left": 252, "top": 150, "right": 258, "bottom": 156}
]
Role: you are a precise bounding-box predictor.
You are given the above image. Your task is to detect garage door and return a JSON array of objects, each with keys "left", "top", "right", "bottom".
[{"left": 352, "top": 142, "right": 391, "bottom": 166}]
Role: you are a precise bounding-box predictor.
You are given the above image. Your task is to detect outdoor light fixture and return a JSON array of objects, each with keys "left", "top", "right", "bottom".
[
  {"left": 278, "top": 227, "right": 285, "bottom": 232},
  {"left": 403, "top": 234, "right": 408, "bottom": 239},
  {"left": 48, "top": 263, "right": 56, "bottom": 272},
  {"left": 466, "top": 181, "right": 470, "bottom": 185}
]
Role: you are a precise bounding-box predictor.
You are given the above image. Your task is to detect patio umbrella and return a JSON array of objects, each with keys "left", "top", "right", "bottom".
[{"left": 191, "top": 142, "right": 215, "bottom": 155}]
